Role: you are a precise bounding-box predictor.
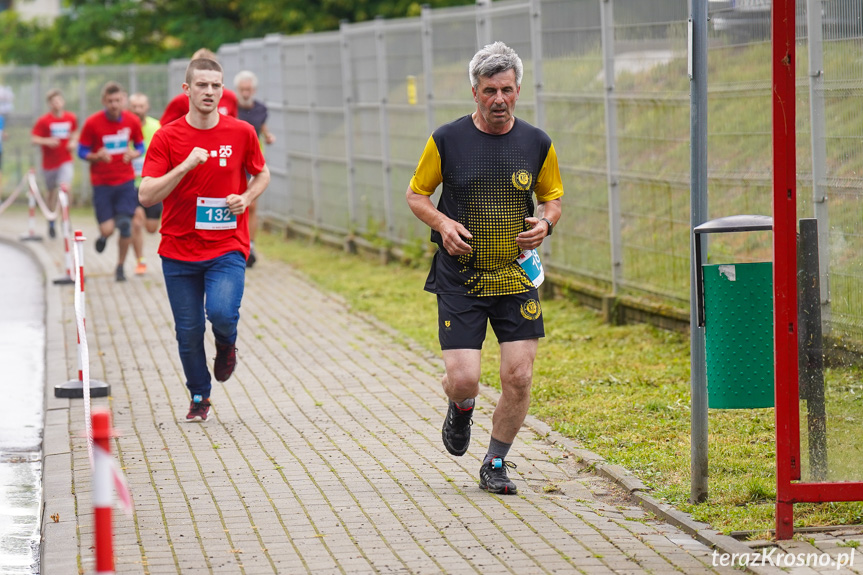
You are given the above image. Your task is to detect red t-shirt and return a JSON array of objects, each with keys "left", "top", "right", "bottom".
[
  {"left": 78, "top": 111, "right": 144, "bottom": 186},
  {"left": 143, "top": 115, "right": 266, "bottom": 262},
  {"left": 32, "top": 111, "right": 78, "bottom": 170},
  {"left": 159, "top": 89, "right": 239, "bottom": 125}
]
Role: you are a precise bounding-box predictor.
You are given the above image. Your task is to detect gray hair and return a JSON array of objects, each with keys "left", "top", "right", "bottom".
[
  {"left": 234, "top": 70, "right": 258, "bottom": 89},
  {"left": 468, "top": 42, "right": 523, "bottom": 89}
]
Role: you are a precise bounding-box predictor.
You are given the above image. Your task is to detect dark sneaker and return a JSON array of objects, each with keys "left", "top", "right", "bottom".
[
  {"left": 246, "top": 249, "right": 257, "bottom": 268},
  {"left": 214, "top": 342, "right": 237, "bottom": 382},
  {"left": 186, "top": 395, "right": 211, "bottom": 421},
  {"left": 95, "top": 236, "right": 107, "bottom": 253},
  {"left": 479, "top": 458, "right": 518, "bottom": 495},
  {"left": 115, "top": 265, "right": 126, "bottom": 282},
  {"left": 48, "top": 221, "right": 56, "bottom": 238},
  {"left": 442, "top": 401, "right": 473, "bottom": 456}
]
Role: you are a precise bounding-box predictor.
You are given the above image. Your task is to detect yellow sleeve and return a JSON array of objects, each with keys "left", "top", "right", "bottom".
[
  {"left": 409, "top": 135, "right": 443, "bottom": 196},
  {"left": 535, "top": 143, "right": 564, "bottom": 202}
]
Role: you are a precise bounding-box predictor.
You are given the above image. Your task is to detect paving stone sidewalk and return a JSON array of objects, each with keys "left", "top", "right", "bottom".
[{"left": 5, "top": 208, "right": 863, "bottom": 574}]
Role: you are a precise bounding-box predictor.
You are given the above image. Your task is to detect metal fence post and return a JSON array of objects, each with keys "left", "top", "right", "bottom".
[
  {"left": 340, "top": 22, "right": 358, "bottom": 233},
  {"left": 421, "top": 5, "right": 436, "bottom": 134},
  {"left": 600, "top": 0, "right": 622, "bottom": 294},
  {"left": 529, "top": 0, "right": 545, "bottom": 132},
  {"left": 31, "top": 64, "right": 41, "bottom": 119},
  {"left": 689, "top": 0, "right": 709, "bottom": 503},
  {"left": 805, "top": 0, "right": 832, "bottom": 332},
  {"left": 476, "top": 0, "right": 492, "bottom": 49},
  {"left": 375, "top": 16, "right": 395, "bottom": 241},
  {"left": 304, "top": 37, "right": 322, "bottom": 228},
  {"left": 129, "top": 64, "right": 137, "bottom": 95}
]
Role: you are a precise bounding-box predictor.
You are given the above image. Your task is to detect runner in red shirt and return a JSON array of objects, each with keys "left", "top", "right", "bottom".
[
  {"left": 31, "top": 88, "right": 78, "bottom": 238},
  {"left": 78, "top": 81, "right": 144, "bottom": 282},
  {"left": 160, "top": 48, "right": 239, "bottom": 125},
  {"left": 139, "top": 57, "right": 269, "bottom": 422}
]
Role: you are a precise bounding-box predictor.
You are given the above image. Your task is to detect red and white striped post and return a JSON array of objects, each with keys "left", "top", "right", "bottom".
[
  {"left": 54, "top": 230, "right": 110, "bottom": 398},
  {"left": 20, "top": 169, "right": 43, "bottom": 242},
  {"left": 52, "top": 185, "right": 75, "bottom": 285},
  {"left": 92, "top": 408, "right": 115, "bottom": 575}
]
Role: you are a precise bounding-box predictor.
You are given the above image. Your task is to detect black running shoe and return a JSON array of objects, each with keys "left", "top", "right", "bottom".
[
  {"left": 48, "top": 221, "right": 56, "bottom": 238},
  {"left": 115, "top": 265, "right": 126, "bottom": 282},
  {"left": 479, "top": 457, "right": 518, "bottom": 495},
  {"left": 95, "top": 236, "right": 107, "bottom": 253},
  {"left": 442, "top": 401, "right": 473, "bottom": 456}
]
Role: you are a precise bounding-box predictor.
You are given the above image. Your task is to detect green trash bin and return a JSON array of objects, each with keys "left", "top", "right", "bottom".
[
  {"left": 703, "top": 262, "right": 774, "bottom": 409},
  {"left": 694, "top": 215, "right": 774, "bottom": 409}
]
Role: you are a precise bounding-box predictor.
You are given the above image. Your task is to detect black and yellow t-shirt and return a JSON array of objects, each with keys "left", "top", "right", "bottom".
[{"left": 410, "top": 115, "right": 564, "bottom": 296}]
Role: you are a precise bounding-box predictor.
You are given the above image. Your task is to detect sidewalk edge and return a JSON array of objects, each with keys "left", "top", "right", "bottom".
[{"left": 0, "top": 232, "right": 79, "bottom": 573}]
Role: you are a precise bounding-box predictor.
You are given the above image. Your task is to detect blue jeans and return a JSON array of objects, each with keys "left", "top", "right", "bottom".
[{"left": 161, "top": 251, "right": 246, "bottom": 399}]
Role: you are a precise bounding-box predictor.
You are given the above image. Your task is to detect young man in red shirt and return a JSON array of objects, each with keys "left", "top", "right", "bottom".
[
  {"left": 160, "top": 48, "right": 238, "bottom": 125},
  {"left": 31, "top": 89, "right": 78, "bottom": 238},
  {"left": 78, "top": 81, "right": 144, "bottom": 281},
  {"left": 139, "top": 58, "right": 270, "bottom": 422}
]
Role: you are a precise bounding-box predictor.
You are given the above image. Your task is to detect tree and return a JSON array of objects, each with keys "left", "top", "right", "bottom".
[{"left": 0, "top": 0, "right": 476, "bottom": 65}]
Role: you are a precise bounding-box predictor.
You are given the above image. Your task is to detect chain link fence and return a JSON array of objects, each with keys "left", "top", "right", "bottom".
[{"left": 1, "top": 0, "right": 861, "bottom": 343}]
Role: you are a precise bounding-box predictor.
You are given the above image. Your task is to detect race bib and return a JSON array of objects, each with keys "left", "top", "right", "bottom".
[
  {"left": 195, "top": 197, "right": 237, "bottom": 230},
  {"left": 50, "top": 121, "right": 72, "bottom": 139},
  {"left": 516, "top": 249, "right": 545, "bottom": 288},
  {"left": 102, "top": 132, "right": 129, "bottom": 155},
  {"left": 132, "top": 155, "right": 145, "bottom": 177}
]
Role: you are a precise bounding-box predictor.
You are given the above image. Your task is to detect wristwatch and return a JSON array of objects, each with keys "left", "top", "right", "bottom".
[{"left": 540, "top": 217, "right": 554, "bottom": 236}]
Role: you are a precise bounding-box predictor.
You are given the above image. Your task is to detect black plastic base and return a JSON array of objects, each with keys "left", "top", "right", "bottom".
[
  {"left": 54, "top": 379, "right": 111, "bottom": 399},
  {"left": 52, "top": 276, "right": 75, "bottom": 285},
  {"left": 20, "top": 235, "right": 44, "bottom": 242}
]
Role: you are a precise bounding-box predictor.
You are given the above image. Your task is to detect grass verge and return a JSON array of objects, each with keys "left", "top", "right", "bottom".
[{"left": 257, "top": 229, "right": 863, "bottom": 538}]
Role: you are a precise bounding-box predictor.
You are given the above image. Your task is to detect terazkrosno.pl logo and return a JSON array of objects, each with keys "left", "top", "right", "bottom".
[{"left": 712, "top": 548, "right": 855, "bottom": 570}]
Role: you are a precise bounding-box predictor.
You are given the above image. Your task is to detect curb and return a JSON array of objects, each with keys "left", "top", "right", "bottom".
[
  {"left": 0, "top": 232, "right": 80, "bottom": 574},
  {"left": 340, "top": 303, "right": 787, "bottom": 575},
  {"left": 541, "top": 430, "right": 787, "bottom": 575}
]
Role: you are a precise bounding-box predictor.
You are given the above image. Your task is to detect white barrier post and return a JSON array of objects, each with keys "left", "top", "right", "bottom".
[
  {"left": 92, "top": 408, "right": 115, "bottom": 575},
  {"left": 54, "top": 230, "right": 111, "bottom": 399},
  {"left": 52, "top": 185, "right": 75, "bottom": 285},
  {"left": 20, "top": 170, "right": 43, "bottom": 242}
]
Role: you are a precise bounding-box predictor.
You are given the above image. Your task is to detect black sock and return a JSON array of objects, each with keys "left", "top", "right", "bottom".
[{"left": 483, "top": 436, "right": 512, "bottom": 465}]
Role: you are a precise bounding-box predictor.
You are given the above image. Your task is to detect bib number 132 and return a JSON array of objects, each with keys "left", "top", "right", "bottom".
[{"left": 195, "top": 197, "right": 237, "bottom": 230}]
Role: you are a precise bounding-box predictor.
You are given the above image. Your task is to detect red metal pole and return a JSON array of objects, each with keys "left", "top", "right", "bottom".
[
  {"left": 772, "top": 0, "right": 799, "bottom": 540},
  {"left": 92, "top": 408, "right": 115, "bottom": 574}
]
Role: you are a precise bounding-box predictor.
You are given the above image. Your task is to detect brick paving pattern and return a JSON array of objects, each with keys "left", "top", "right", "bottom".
[{"left": 4, "top": 209, "right": 862, "bottom": 574}]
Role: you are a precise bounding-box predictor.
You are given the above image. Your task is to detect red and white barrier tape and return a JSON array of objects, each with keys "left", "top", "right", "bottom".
[
  {"left": 72, "top": 233, "right": 133, "bottom": 512},
  {"left": 58, "top": 187, "right": 74, "bottom": 281},
  {"left": 71, "top": 230, "right": 95, "bottom": 466},
  {"left": 0, "top": 175, "right": 27, "bottom": 215},
  {"left": 26, "top": 169, "right": 59, "bottom": 221}
]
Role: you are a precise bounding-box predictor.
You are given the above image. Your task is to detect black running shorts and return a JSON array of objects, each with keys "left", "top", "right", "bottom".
[
  {"left": 437, "top": 290, "right": 545, "bottom": 350},
  {"left": 140, "top": 201, "right": 164, "bottom": 220}
]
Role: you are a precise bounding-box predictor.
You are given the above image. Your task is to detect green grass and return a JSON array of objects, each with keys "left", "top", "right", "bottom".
[{"left": 257, "top": 229, "right": 863, "bottom": 537}]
